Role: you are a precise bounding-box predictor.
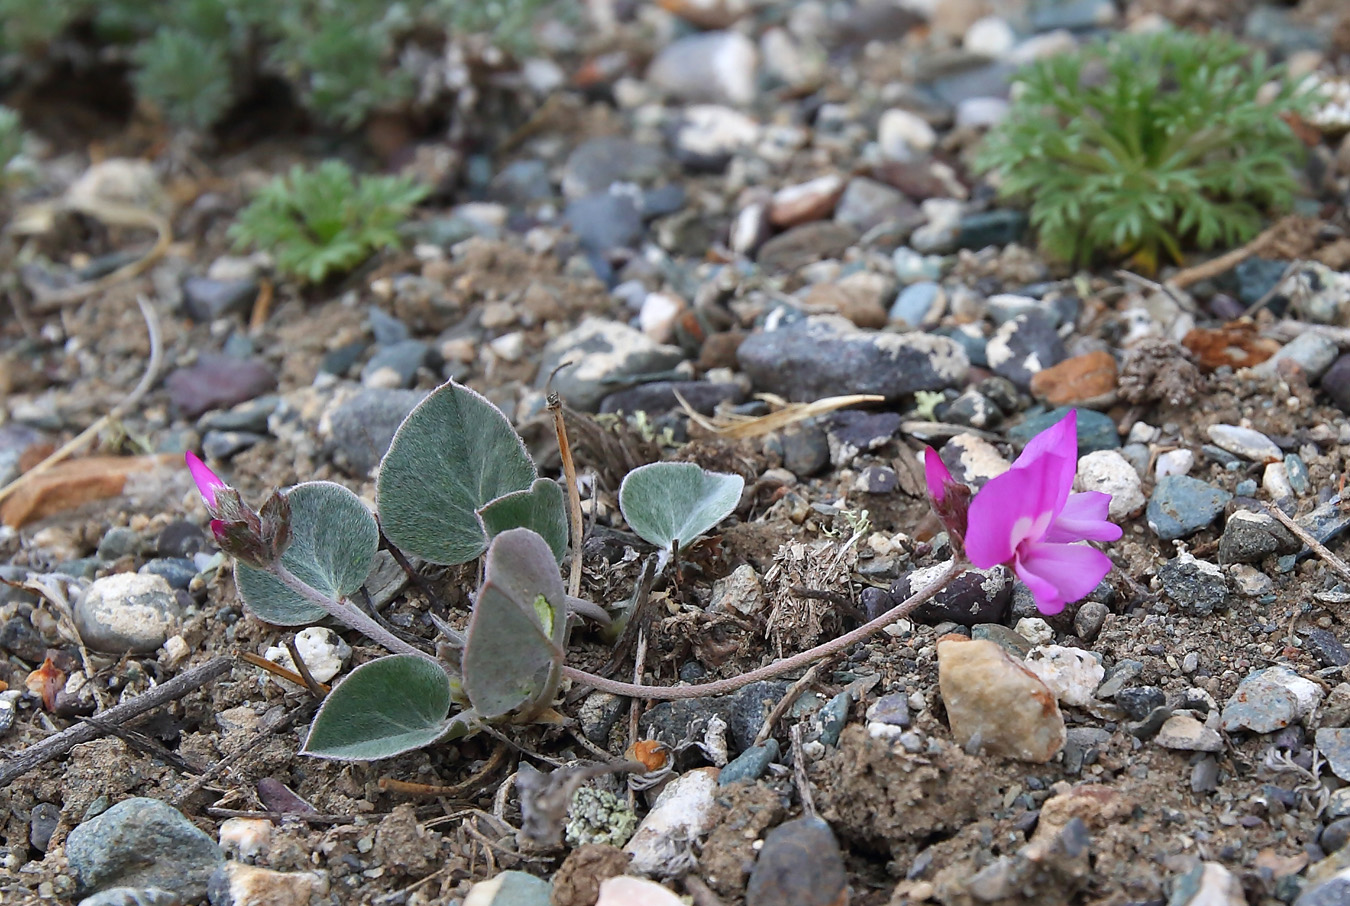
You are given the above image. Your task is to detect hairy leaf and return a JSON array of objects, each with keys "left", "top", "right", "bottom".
[
  {"left": 618, "top": 462, "right": 744, "bottom": 552},
  {"left": 478, "top": 478, "right": 569, "bottom": 564}
]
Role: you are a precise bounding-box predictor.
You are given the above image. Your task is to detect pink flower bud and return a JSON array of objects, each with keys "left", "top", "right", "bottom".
[{"left": 185, "top": 451, "right": 228, "bottom": 510}]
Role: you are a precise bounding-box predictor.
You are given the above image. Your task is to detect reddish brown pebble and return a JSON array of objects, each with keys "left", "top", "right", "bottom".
[
  {"left": 1029, "top": 349, "right": 1118, "bottom": 405},
  {"left": 769, "top": 175, "right": 845, "bottom": 228},
  {"left": 0, "top": 454, "right": 176, "bottom": 528},
  {"left": 1181, "top": 323, "right": 1279, "bottom": 372},
  {"left": 745, "top": 816, "right": 849, "bottom": 906}
]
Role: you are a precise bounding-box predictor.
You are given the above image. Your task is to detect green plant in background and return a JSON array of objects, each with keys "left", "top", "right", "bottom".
[
  {"left": 228, "top": 160, "right": 428, "bottom": 284},
  {"left": 0, "top": 106, "right": 29, "bottom": 190},
  {"left": 974, "top": 29, "right": 1312, "bottom": 269}
]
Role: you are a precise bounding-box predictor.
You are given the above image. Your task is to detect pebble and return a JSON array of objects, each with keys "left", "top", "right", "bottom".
[
  {"left": 955, "top": 209, "right": 1028, "bottom": 250},
  {"left": 595, "top": 876, "right": 684, "bottom": 906},
  {"left": 140, "top": 558, "right": 199, "bottom": 591},
  {"left": 361, "top": 339, "right": 431, "bottom": 389},
  {"left": 1324, "top": 819, "right": 1350, "bottom": 855},
  {"left": 673, "top": 105, "right": 759, "bottom": 167},
  {"left": 200, "top": 430, "right": 265, "bottom": 461},
  {"left": 1304, "top": 629, "right": 1350, "bottom": 668},
  {"left": 166, "top": 355, "right": 277, "bottom": 419},
  {"left": 1028, "top": 349, "right": 1117, "bottom": 406},
  {"left": 757, "top": 222, "right": 858, "bottom": 272},
  {"left": 207, "top": 862, "right": 325, "bottom": 906},
  {"left": 624, "top": 767, "right": 720, "bottom": 877},
  {"left": 1154, "top": 449, "right": 1193, "bottom": 479},
  {"left": 78, "top": 890, "right": 179, "bottom": 906},
  {"left": 1259, "top": 332, "right": 1340, "bottom": 381},
  {"left": 66, "top": 797, "right": 224, "bottom": 901},
  {"left": 1218, "top": 509, "right": 1298, "bottom": 564},
  {"left": 736, "top": 314, "right": 969, "bottom": 402},
  {"left": 910, "top": 198, "right": 964, "bottom": 254},
  {"left": 1168, "top": 862, "right": 1247, "bottom": 906},
  {"left": 936, "top": 635, "right": 1065, "bottom": 762},
  {"left": 74, "top": 573, "right": 180, "bottom": 654},
  {"left": 646, "top": 31, "right": 758, "bottom": 106},
  {"left": 708, "top": 564, "right": 765, "bottom": 616},
  {"left": 1263, "top": 461, "right": 1295, "bottom": 501},
  {"left": 986, "top": 310, "right": 1067, "bottom": 390},
  {"left": 835, "top": 177, "right": 921, "bottom": 235},
  {"left": 1155, "top": 713, "right": 1224, "bottom": 752},
  {"left": 1023, "top": 645, "right": 1105, "bottom": 708},
  {"left": 882, "top": 562, "right": 1012, "bottom": 627},
  {"left": 463, "top": 871, "right": 551, "bottom": 906},
  {"left": 1295, "top": 868, "right": 1350, "bottom": 906},
  {"left": 939, "top": 388, "right": 1002, "bottom": 429},
  {"left": 1008, "top": 407, "right": 1119, "bottom": 454},
  {"left": 561, "top": 138, "right": 670, "bottom": 199},
  {"left": 98, "top": 526, "right": 143, "bottom": 560},
  {"left": 965, "top": 16, "right": 1016, "bottom": 57},
  {"left": 1317, "top": 729, "right": 1350, "bottom": 782},
  {"left": 729, "top": 681, "right": 790, "bottom": 752},
  {"left": 321, "top": 387, "right": 427, "bottom": 477},
  {"left": 1158, "top": 552, "right": 1229, "bottom": 617},
  {"left": 780, "top": 425, "right": 829, "bottom": 477},
  {"left": 889, "top": 281, "right": 942, "bottom": 328},
  {"left": 219, "top": 817, "right": 273, "bottom": 862},
  {"left": 1206, "top": 424, "right": 1284, "bottom": 464},
  {"left": 198, "top": 396, "right": 279, "bottom": 435},
  {"left": 744, "top": 816, "right": 848, "bottom": 906},
  {"left": 891, "top": 246, "right": 945, "bottom": 284},
  {"left": 769, "top": 174, "right": 844, "bottom": 227},
  {"left": 1221, "top": 666, "right": 1324, "bottom": 734},
  {"left": 1147, "top": 476, "right": 1233, "bottom": 541},
  {"left": 264, "top": 627, "right": 352, "bottom": 686},
  {"left": 600, "top": 381, "right": 744, "bottom": 417},
  {"left": 1322, "top": 354, "right": 1350, "bottom": 414},
  {"left": 1115, "top": 686, "right": 1165, "bottom": 721},
  {"left": 1075, "top": 450, "right": 1144, "bottom": 520},
  {"left": 1073, "top": 601, "right": 1108, "bottom": 642},
  {"left": 488, "top": 159, "right": 552, "bottom": 204},
  {"left": 955, "top": 97, "right": 1010, "bottom": 128},
  {"left": 719, "top": 739, "right": 779, "bottom": 785},
  {"left": 565, "top": 191, "right": 645, "bottom": 253},
  {"left": 182, "top": 277, "right": 257, "bottom": 322},
  {"left": 877, "top": 108, "right": 937, "bottom": 161},
  {"left": 971, "top": 623, "right": 1033, "bottom": 659},
  {"left": 538, "top": 318, "right": 686, "bottom": 412}
]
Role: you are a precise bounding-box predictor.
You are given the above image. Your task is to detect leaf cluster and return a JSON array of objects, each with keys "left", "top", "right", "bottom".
[
  {"left": 235, "top": 381, "right": 743, "bottom": 761},
  {"left": 0, "top": 0, "right": 566, "bottom": 130},
  {"left": 973, "top": 29, "right": 1312, "bottom": 268},
  {"left": 228, "top": 160, "right": 428, "bottom": 284}
]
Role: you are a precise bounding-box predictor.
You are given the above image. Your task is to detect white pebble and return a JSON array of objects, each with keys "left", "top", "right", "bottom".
[
  {"left": 1076, "top": 450, "right": 1145, "bottom": 519},
  {"left": 1155, "top": 449, "right": 1194, "bottom": 479},
  {"left": 624, "top": 767, "right": 719, "bottom": 878},
  {"left": 1015, "top": 617, "right": 1054, "bottom": 646},
  {"left": 964, "top": 16, "right": 1016, "bottom": 58},
  {"left": 264, "top": 627, "right": 352, "bottom": 686},
  {"left": 1263, "top": 462, "right": 1294, "bottom": 500},
  {"left": 1024, "top": 645, "right": 1105, "bottom": 708},
  {"left": 877, "top": 108, "right": 936, "bottom": 160}
]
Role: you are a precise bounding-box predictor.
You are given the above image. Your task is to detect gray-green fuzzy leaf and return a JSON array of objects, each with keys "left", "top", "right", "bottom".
[
  {"left": 303, "top": 655, "right": 464, "bottom": 761},
  {"left": 478, "top": 478, "right": 568, "bottom": 564},
  {"left": 618, "top": 462, "right": 744, "bottom": 552},
  {"left": 237, "top": 481, "right": 378, "bottom": 626},
  {"left": 462, "top": 529, "right": 567, "bottom": 719},
  {"left": 377, "top": 381, "right": 537, "bottom": 565}
]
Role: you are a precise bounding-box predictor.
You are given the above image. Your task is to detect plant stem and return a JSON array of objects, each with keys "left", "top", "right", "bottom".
[
  {"left": 269, "top": 561, "right": 443, "bottom": 668},
  {"left": 562, "top": 557, "right": 965, "bottom": 701}
]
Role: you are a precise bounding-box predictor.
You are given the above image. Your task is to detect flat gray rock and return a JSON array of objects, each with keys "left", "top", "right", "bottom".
[{"left": 67, "top": 798, "right": 223, "bottom": 900}]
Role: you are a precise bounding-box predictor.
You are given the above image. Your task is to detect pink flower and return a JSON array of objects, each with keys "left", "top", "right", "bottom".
[
  {"left": 923, "top": 448, "right": 971, "bottom": 545},
  {"left": 185, "top": 451, "right": 227, "bottom": 510},
  {"left": 963, "top": 411, "right": 1122, "bottom": 614}
]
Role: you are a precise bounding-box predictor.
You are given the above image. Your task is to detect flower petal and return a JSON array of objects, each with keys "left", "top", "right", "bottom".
[
  {"left": 924, "top": 447, "right": 953, "bottom": 505},
  {"left": 1010, "top": 410, "right": 1077, "bottom": 504},
  {"left": 964, "top": 451, "right": 1073, "bottom": 568},
  {"left": 1014, "top": 541, "right": 1114, "bottom": 613},
  {"left": 1045, "top": 492, "right": 1123, "bottom": 544},
  {"left": 185, "top": 451, "right": 226, "bottom": 509}
]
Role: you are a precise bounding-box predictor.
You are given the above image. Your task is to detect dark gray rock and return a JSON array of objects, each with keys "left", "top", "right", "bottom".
[
  {"left": 781, "top": 424, "right": 829, "bottom": 477},
  {"left": 562, "top": 138, "right": 670, "bottom": 199},
  {"left": 640, "top": 696, "right": 738, "bottom": 765},
  {"left": 955, "top": 209, "right": 1028, "bottom": 250},
  {"left": 1321, "top": 354, "right": 1350, "bottom": 414},
  {"left": 857, "top": 466, "right": 898, "bottom": 494},
  {"left": 368, "top": 307, "right": 411, "bottom": 346},
  {"left": 201, "top": 429, "right": 265, "bottom": 461},
  {"left": 1147, "top": 476, "right": 1233, "bottom": 541},
  {"left": 182, "top": 277, "right": 257, "bottom": 322},
  {"left": 30, "top": 801, "right": 60, "bottom": 852},
  {"left": 927, "top": 62, "right": 1016, "bottom": 105},
  {"left": 97, "top": 527, "right": 143, "bottom": 561},
  {"left": 938, "top": 388, "right": 1003, "bottom": 429},
  {"left": 1304, "top": 629, "right": 1350, "bottom": 668},
  {"left": 600, "top": 381, "right": 745, "bottom": 416},
  {"left": 197, "top": 396, "right": 279, "bottom": 434},
  {"left": 869, "top": 692, "right": 911, "bottom": 728},
  {"left": 361, "top": 339, "right": 432, "bottom": 388},
  {"left": 1190, "top": 756, "right": 1220, "bottom": 794},
  {"left": 815, "top": 690, "right": 852, "bottom": 746},
  {"left": 1219, "top": 509, "right": 1299, "bottom": 564},
  {"left": 719, "top": 740, "right": 779, "bottom": 785},
  {"left": 1007, "top": 406, "right": 1119, "bottom": 454},
  {"left": 881, "top": 564, "right": 1013, "bottom": 627},
  {"left": 1030, "top": 0, "right": 1116, "bottom": 31},
  {"left": 66, "top": 797, "right": 223, "bottom": 899},
  {"left": 140, "top": 558, "right": 198, "bottom": 591},
  {"left": 565, "top": 192, "right": 645, "bottom": 253},
  {"left": 1323, "top": 819, "right": 1350, "bottom": 854},
  {"left": 1073, "top": 601, "right": 1109, "bottom": 642},
  {"left": 490, "top": 159, "right": 554, "bottom": 204},
  {"left": 1, "top": 613, "right": 49, "bottom": 662},
  {"left": 730, "top": 681, "right": 791, "bottom": 753},
  {"left": 1115, "top": 686, "right": 1166, "bottom": 721},
  {"left": 323, "top": 388, "right": 428, "bottom": 476},
  {"left": 825, "top": 411, "right": 901, "bottom": 465},
  {"left": 166, "top": 355, "right": 277, "bottom": 419},
  {"left": 155, "top": 522, "right": 206, "bottom": 558},
  {"left": 320, "top": 341, "right": 370, "bottom": 377},
  {"left": 737, "top": 315, "right": 968, "bottom": 402},
  {"left": 986, "top": 310, "right": 1066, "bottom": 390},
  {"left": 1158, "top": 553, "right": 1229, "bottom": 616}
]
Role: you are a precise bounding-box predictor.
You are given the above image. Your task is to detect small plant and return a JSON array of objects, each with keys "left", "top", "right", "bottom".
[
  {"left": 0, "top": 106, "right": 28, "bottom": 189},
  {"left": 187, "top": 384, "right": 1119, "bottom": 762},
  {"left": 974, "top": 30, "right": 1311, "bottom": 269},
  {"left": 228, "top": 160, "right": 428, "bottom": 284}
]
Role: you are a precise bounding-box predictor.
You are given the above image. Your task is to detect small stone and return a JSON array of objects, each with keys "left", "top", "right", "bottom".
[
  {"left": 938, "top": 388, "right": 1003, "bottom": 429},
  {"left": 887, "top": 563, "right": 1013, "bottom": 628},
  {"left": 1115, "top": 686, "right": 1166, "bottom": 721},
  {"left": 769, "top": 174, "right": 844, "bottom": 227},
  {"left": 780, "top": 425, "right": 829, "bottom": 477},
  {"left": 600, "top": 381, "right": 744, "bottom": 417},
  {"left": 1264, "top": 461, "right": 1295, "bottom": 501},
  {"left": 745, "top": 816, "right": 847, "bottom": 906},
  {"left": 1206, "top": 424, "right": 1284, "bottom": 463},
  {"left": 75, "top": 573, "right": 179, "bottom": 654},
  {"left": 709, "top": 564, "right": 765, "bottom": 616},
  {"left": 1155, "top": 713, "right": 1223, "bottom": 752},
  {"left": 264, "top": 627, "right": 352, "bottom": 686},
  {"left": 78, "top": 889, "right": 179, "bottom": 906},
  {"left": 955, "top": 96, "right": 1010, "bottom": 128},
  {"left": 1147, "top": 476, "right": 1233, "bottom": 541},
  {"left": 201, "top": 430, "right": 265, "bottom": 461},
  {"left": 140, "top": 558, "right": 199, "bottom": 591},
  {"left": 624, "top": 767, "right": 720, "bottom": 877},
  {"left": 463, "top": 871, "right": 551, "bottom": 906},
  {"left": 936, "top": 635, "right": 1065, "bottom": 762},
  {"left": 1322, "top": 354, "right": 1350, "bottom": 414},
  {"left": 834, "top": 177, "right": 922, "bottom": 234},
  {"left": 1218, "top": 509, "right": 1298, "bottom": 564},
  {"left": 207, "top": 862, "right": 325, "bottom": 906},
  {"left": 1190, "top": 756, "right": 1220, "bottom": 794},
  {"left": 198, "top": 396, "right": 279, "bottom": 435},
  {"left": 361, "top": 339, "right": 431, "bottom": 389},
  {"left": 562, "top": 138, "right": 670, "bottom": 200},
  {"left": 1296, "top": 870, "right": 1350, "bottom": 906},
  {"left": 1168, "top": 862, "right": 1246, "bottom": 906},
  {"left": 986, "top": 310, "right": 1067, "bottom": 390},
  {"left": 1304, "top": 629, "right": 1350, "bottom": 668},
  {"left": 1221, "top": 666, "right": 1324, "bottom": 734},
  {"left": 1155, "top": 449, "right": 1194, "bottom": 479},
  {"left": 719, "top": 740, "right": 779, "bottom": 785},
  {"left": 1008, "top": 406, "right": 1120, "bottom": 454},
  {"left": 1073, "top": 601, "right": 1108, "bottom": 642},
  {"left": 889, "top": 281, "right": 942, "bottom": 328},
  {"left": 1023, "top": 646, "right": 1105, "bottom": 708},
  {"left": 729, "top": 681, "right": 790, "bottom": 752},
  {"left": 66, "top": 797, "right": 224, "bottom": 900},
  {"left": 595, "top": 876, "right": 685, "bottom": 906},
  {"left": 1286, "top": 454, "right": 1311, "bottom": 495},
  {"left": 98, "top": 526, "right": 143, "bottom": 561},
  {"left": 1075, "top": 450, "right": 1144, "bottom": 520},
  {"left": 802, "top": 281, "right": 889, "bottom": 330},
  {"left": 1324, "top": 819, "right": 1350, "bottom": 855},
  {"left": 673, "top": 105, "right": 759, "bottom": 167},
  {"left": 965, "top": 16, "right": 1016, "bottom": 57},
  {"left": 538, "top": 318, "right": 686, "bottom": 412},
  {"left": 910, "top": 198, "right": 965, "bottom": 254},
  {"left": 1317, "top": 729, "right": 1350, "bottom": 782},
  {"left": 166, "top": 355, "right": 277, "bottom": 419},
  {"left": 647, "top": 31, "right": 758, "bottom": 106},
  {"left": 565, "top": 192, "right": 644, "bottom": 253},
  {"left": 877, "top": 108, "right": 937, "bottom": 161},
  {"left": 1028, "top": 350, "right": 1118, "bottom": 406},
  {"left": 737, "top": 315, "right": 968, "bottom": 403},
  {"left": 757, "top": 222, "right": 858, "bottom": 273},
  {"left": 955, "top": 209, "right": 1028, "bottom": 250},
  {"left": 638, "top": 292, "right": 686, "bottom": 344},
  {"left": 856, "top": 465, "right": 897, "bottom": 494},
  {"left": 1258, "top": 332, "right": 1340, "bottom": 381},
  {"left": 182, "top": 277, "right": 257, "bottom": 322},
  {"left": 971, "top": 623, "right": 1033, "bottom": 659},
  {"left": 1158, "top": 552, "right": 1229, "bottom": 617},
  {"left": 218, "top": 817, "right": 272, "bottom": 862},
  {"left": 321, "top": 387, "right": 427, "bottom": 477}
]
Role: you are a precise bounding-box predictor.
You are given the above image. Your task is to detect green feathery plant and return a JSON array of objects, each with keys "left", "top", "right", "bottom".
[
  {"left": 0, "top": 106, "right": 29, "bottom": 191},
  {"left": 229, "top": 160, "right": 428, "bottom": 284},
  {"left": 974, "top": 30, "right": 1313, "bottom": 270}
]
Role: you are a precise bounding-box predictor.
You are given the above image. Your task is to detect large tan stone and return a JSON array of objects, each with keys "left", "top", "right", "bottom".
[{"left": 937, "top": 635, "right": 1065, "bottom": 763}]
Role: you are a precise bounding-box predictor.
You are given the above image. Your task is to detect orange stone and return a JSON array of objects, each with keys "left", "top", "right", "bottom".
[
  {"left": 1029, "top": 349, "right": 1118, "bottom": 405},
  {"left": 1182, "top": 322, "right": 1280, "bottom": 372},
  {"left": 1, "top": 454, "right": 175, "bottom": 528}
]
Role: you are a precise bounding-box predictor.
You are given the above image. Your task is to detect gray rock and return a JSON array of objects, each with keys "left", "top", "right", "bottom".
[
  {"left": 166, "top": 355, "right": 277, "bottom": 419},
  {"left": 1206, "top": 424, "right": 1283, "bottom": 463},
  {"left": 200, "top": 429, "right": 265, "bottom": 461},
  {"left": 140, "top": 558, "right": 198, "bottom": 591},
  {"left": 730, "top": 681, "right": 791, "bottom": 753},
  {"left": 361, "top": 339, "right": 432, "bottom": 389},
  {"left": 565, "top": 191, "right": 645, "bottom": 253},
  {"left": 182, "top": 277, "right": 257, "bottom": 322},
  {"left": 197, "top": 396, "right": 279, "bottom": 434},
  {"left": 890, "top": 281, "right": 941, "bottom": 327},
  {"left": 825, "top": 411, "right": 901, "bottom": 466},
  {"left": 815, "top": 690, "right": 852, "bottom": 746},
  {"left": 30, "top": 801, "right": 60, "bottom": 851},
  {"left": 1073, "top": 601, "right": 1108, "bottom": 642},
  {"left": 2, "top": 613, "right": 49, "bottom": 662},
  {"left": 1158, "top": 552, "right": 1228, "bottom": 617},
  {"left": 857, "top": 466, "right": 897, "bottom": 494},
  {"left": 1190, "top": 756, "right": 1220, "bottom": 794},
  {"left": 737, "top": 314, "right": 968, "bottom": 402},
  {"left": 1221, "top": 666, "right": 1324, "bottom": 734},
  {"left": 538, "top": 318, "right": 687, "bottom": 412},
  {"left": 1324, "top": 819, "right": 1350, "bottom": 854},
  {"left": 490, "top": 159, "right": 553, "bottom": 205},
  {"left": 66, "top": 797, "right": 223, "bottom": 900},
  {"left": 1321, "top": 354, "right": 1350, "bottom": 414},
  {"left": 647, "top": 31, "right": 758, "bottom": 106},
  {"left": 155, "top": 522, "right": 207, "bottom": 558},
  {"left": 1147, "top": 476, "right": 1232, "bottom": 540},
  {"left": 955, "top": 209, "right": 1028, "bottom": 250},
  {"left": 1258, "top": 332, "right": 1340, "bottom": 381},
  {"left": 1030, "top": 0, "right": 1116, "bottom": 31},
  {"left": 1219, "top": 509, "right": 1299, "bottom": 564},
  {"left": 78, "top": 889, "right": 179, "bottom": 906},
  {"left": 1096, "top": 659, "right": 1144, "bottom": 699},
  {"left": 600, "top": 381, "right": 745, "bottom": 416},
  {"left": 368, "top": 307, "right": 411, "bottom": 346},
  {"left": 1296, "top": 873, "right": 1350, "bottom": 906},
  {"left": 868, "top": 692, "right": 911, "bottom": 728},
  {"left": 1062, "top": 727, "right": 1111, "bottom": 775},
  {"left": 927, "top": 62, "right": 1016, "bottom": 105},
  {"left": 882, "top": 564, "right": 1013, "bottom": 627},
  {"left": 1245, "top": 5, "right": 1332, "bottom": 54},
  {"left": 0, "top": 423, "right": 44, "bottom": 487},
  {"left": 74, "top": 574, "right": 179, "bottom": 654},
  {"left": 986, "top": 310, "right": 1066, "bottom": 390},
  {"left": 757, "top": 222, "right": 858, "bottom": 272},
  {"left": 834, "top": 177, "right": 922, "bottom": 234},
  {"left": 640, "top": 697, "right": 738, "bottom": 761},
  {"left": 98, "top": 527, "right": 143, "bottom": 561},
  {"left": 719, "top": 739, "right": 779, "bottom": 785},
  {"left": 938, "top": 388, "right": 1003, "bottom": 429},
  {"left": 1304, "top": 629, "right": 1350, "bottom": 668},
  {"left": 970, "top": 623, "right": 1033, "bottom": 659},
  {"left": 562, "top": 138, "right": 670, "bottom": 200},
  {"left": 1286, "top": 454, "right": 1311, "bottom": 495},
  {"left": 322, "top": 387, "right": 428, "bottom": 476},
  {"left": 781, "top": 424, "right": 829, "bottom": 477},
  {"left": 1007, "top": 407, "right": 1119, "bottom": 454},
  {"left": 1115, "top": 686, "right": 1165, "bottom": 721},
  {"left": 1318, "top": 729, "right": 1350, "bottom": 782}
]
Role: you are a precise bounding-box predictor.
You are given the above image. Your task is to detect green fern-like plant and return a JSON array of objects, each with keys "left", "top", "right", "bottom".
[
  {"left": 973, "top": 30, "right": 1312, "bottom": 269},
  {"left": 229, "top": 160, "right": 428, "bottom": 284}
]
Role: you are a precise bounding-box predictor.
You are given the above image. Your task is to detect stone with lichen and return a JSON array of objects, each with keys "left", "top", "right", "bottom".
[{"left": 565, "top": 786, "right": 638, "bottom": 848}]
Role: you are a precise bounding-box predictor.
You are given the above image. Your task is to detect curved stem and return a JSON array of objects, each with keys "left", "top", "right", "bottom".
[
  {"left": 270, "top": 561, "right": 443, "bottom": 668},
  {"left": 562, "top": 557, "right": 966, "bottom": 701}
]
